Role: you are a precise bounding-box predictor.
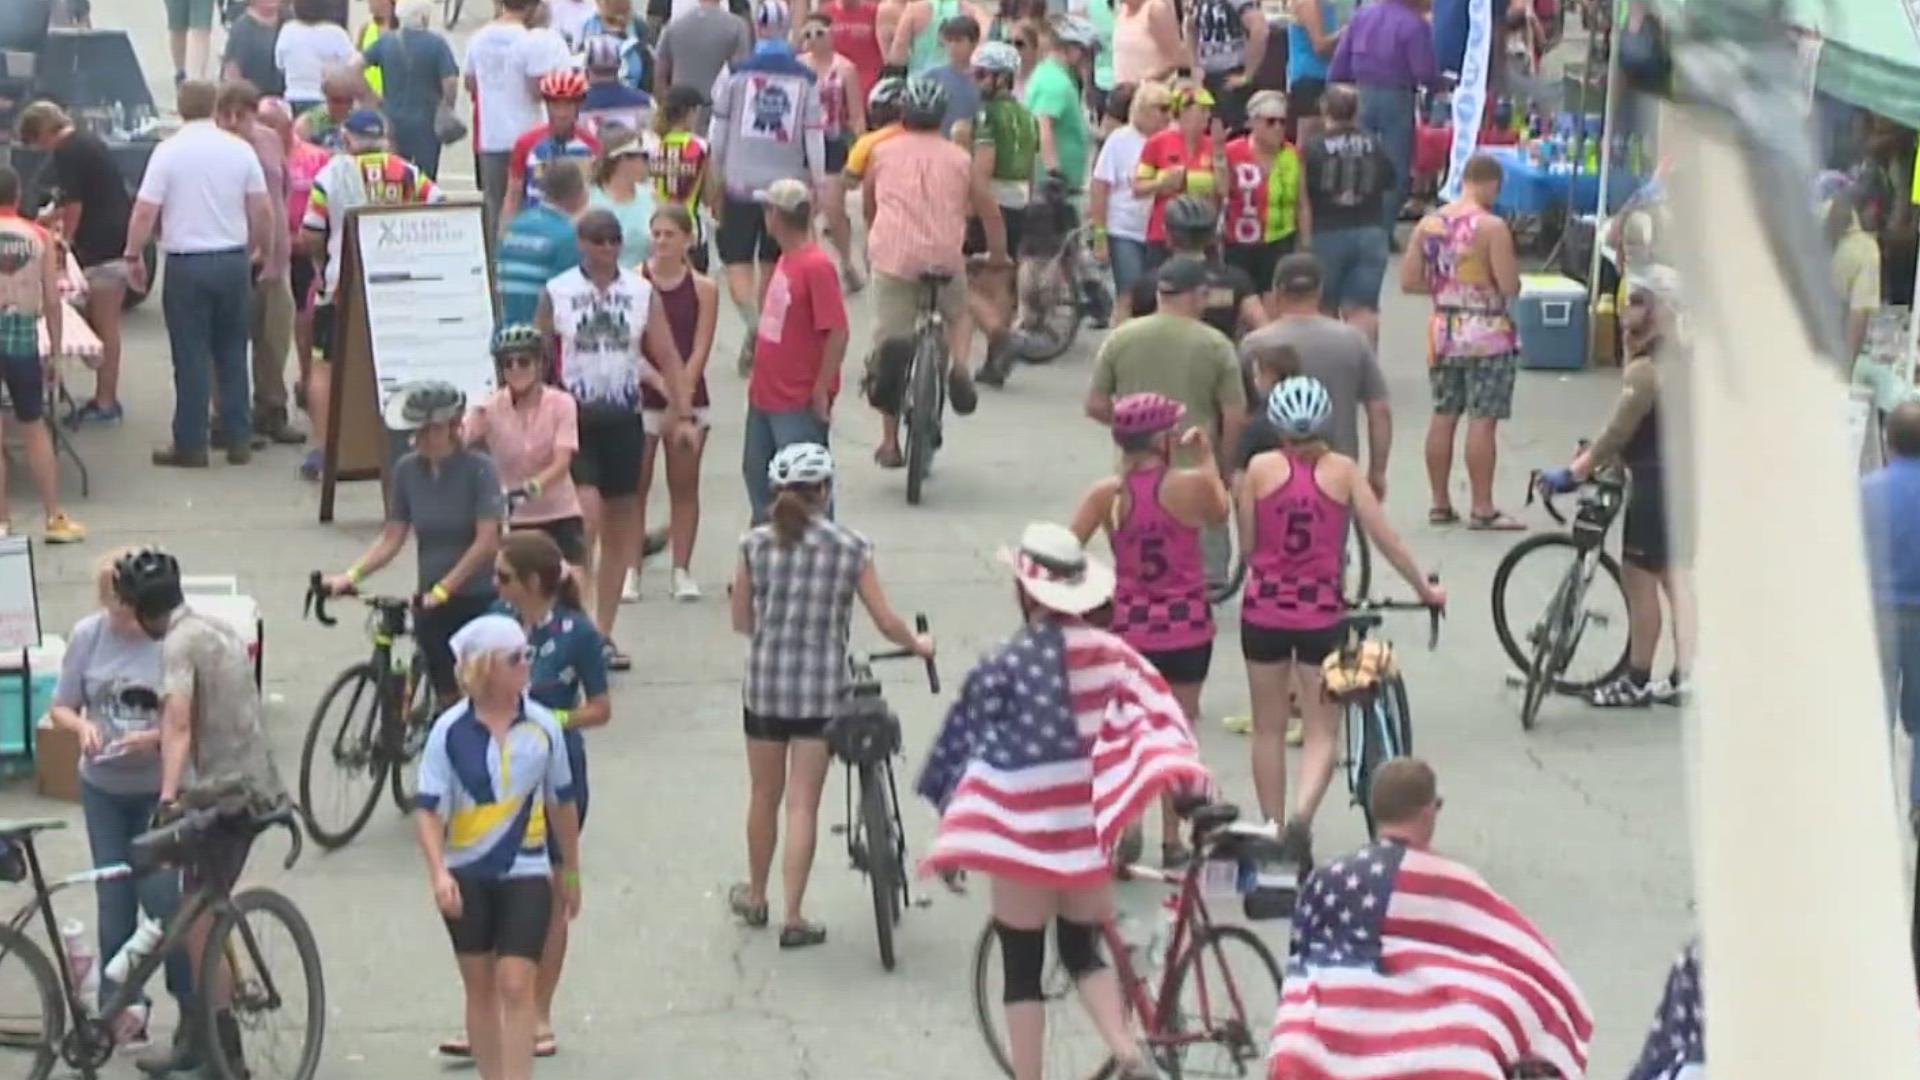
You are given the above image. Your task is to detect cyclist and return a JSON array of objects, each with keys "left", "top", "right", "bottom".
[
  {"left": 463, "top": 325, "right": 586, "bottom": 566},
  {"left": 964, "top": 40, "right": 1036, "bottom": 388},
  {"left": 1135, "top": 83, "right": 1222, "bottom": 265},
  {"left": 125, "top": 546, "right": 285, "bottom": 1075},
  {"left": 414, "top": 614, "right": 581, "bottom": 1080},
  {"left": 861, "top": 76, "right": 1005, "bottom": 468},
  {"left": 1128, "top": 194, "right": 1268, "bottom": 343},
  {"left": 726, "top": 443, "right": 932, "bottom": 947},
  {"left": 323, "top": 382, "right": 504, "bottom": 710},
  {"left": 650, "top": 85, "right": 712, "bottom": 273},
  {"left": 1541, "top": 268, "right": 1693, "bottom": 707},
  {"left": 845, "top": 76, "right": 907, "bottom": 185},
  {"left": 1239, "top": 376, "right": 1443, "bottom": 865},
  {"left": 1068, "top": 393, "right": 1228, "bottom": 868},
  {"left": 499, "top": 69, "right": 603, "bottom": 232},
  {"left": 1220, "top": 90, "right": 1309, "bottom": 293},
  {"left": 916, "top": 522, "right": 1210, "bottom": 1080},
  {"left": 638, "top": 205, "right": 720, "bottom": 602}
]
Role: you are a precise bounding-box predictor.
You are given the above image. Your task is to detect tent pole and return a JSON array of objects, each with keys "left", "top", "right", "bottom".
[{"left": 1586, "top": 0, "right": 1625, "bottom": 328}]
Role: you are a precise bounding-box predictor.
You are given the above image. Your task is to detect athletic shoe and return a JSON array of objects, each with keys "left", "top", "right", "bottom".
[
  {"left": 1652, "top": 674, "right": 1690, "bottom": 707},
  {"left": 1219, "top": 713, "right": 1251, "bottom": 735},
  {"left": 621, "top": 568, "right": 640, "bottom": 602},
  {"left": 1286, "top": 715, "right": 1304, "bottom": 746},
  {"left": 671, "top": 567, "right": 701, "bottom": 601},
  {"left": 43, "top": 512, "right": 86, "bottom": 544},
  {"left": 1588, "top": 672, "right": 1653, "bottom": 708},
  {"left": 67, "top": 400, "right": 124, "bottom": 428},
  {"left": 299, "top": 449, "right": 323, "bottom": 481}
]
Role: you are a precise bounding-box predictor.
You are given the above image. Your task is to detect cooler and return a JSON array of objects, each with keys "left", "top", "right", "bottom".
[
  {"left": 1514, "top": 274, "right": 1589, "bottom": 370},
  {"left": 0, "top": 635, "right": 66, "bottom": 764}
]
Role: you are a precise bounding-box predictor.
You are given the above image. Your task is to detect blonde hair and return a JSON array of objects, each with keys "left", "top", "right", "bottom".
[
  {"left": 96, "top": 546, "right": 139, "bottom": 608},
  {"left": 1130, "top": 81, "right": 1171, "bottom": 128},
  {"left": 456, "top": 651, "right": 509, "bottom": 698}
]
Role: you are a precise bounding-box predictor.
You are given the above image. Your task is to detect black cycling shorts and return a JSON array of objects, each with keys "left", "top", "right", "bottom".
[
  {"left": 1622, "top": 467, "right": 1686, "bottom": 571},
  {"left": 1240, "top": 622, "right": 1343, "bottom": 666},
  {"left": 964, "top": 206, "right": 1026, "bottom": 261},
  {"left": 513, "top": 517, "right": 588, "bottom": 564},
  {"left": 716, "top": 194, "right": 781, "bottom": 267},
  {"left": 742, "top": 708, "right": 829, "bottom": 742},
  {"left": 415, "top": 592, "right": 495, "bottom": 698},
  {"left": 570, "top": 406, "right": 644, "bottom": 498},
  {"left": 1138, "top": 641, "right": 1214, "bottom": 686},
  {"left": 445, "top": 874, "right": 552, "bottom": 960}
]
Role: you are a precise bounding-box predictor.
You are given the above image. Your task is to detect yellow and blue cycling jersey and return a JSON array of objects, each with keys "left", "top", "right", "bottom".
[{"left": 416, "top": 699, "right": 575, "bottom": 879}]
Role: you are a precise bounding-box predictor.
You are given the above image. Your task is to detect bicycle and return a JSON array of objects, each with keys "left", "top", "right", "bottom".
[
  {"left": 297, "top": 570, "right": 435, "bottom": 849},
  {"left": 972, "top": 801, "right": 1290, "bottom": 1079},
  {"left": 1207, "top": 518, "right": 1374, "bottom": 607},
  {"left": 826, "top": 615, "right": 940, "bottom": 972},
  {"left": 1491, "top": 470, "right": 1632, "bottom": 731},
  {"left": 0, "top": 783, "right": 325, "bottom": 1080},
  {"left": 902, "top": 273, "right": 954, "bottom": 506},
  {"left": 1008, "top": 178, "right": 1094, "bottom": 365},
  {"left": 1322, "top": 590, "right": 1443, "bottom": 838},
  {"left": 441, "top": 0, "right": 464, "bottom": 29}
]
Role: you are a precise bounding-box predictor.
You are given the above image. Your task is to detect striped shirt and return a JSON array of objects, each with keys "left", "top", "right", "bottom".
[
  {"left": 741, "top": 517, "right": 873, "bottom": 720},
  {"left": 303, "top": 150, "right": 443, "bottom": 302},
  {"left": 415, "top": 699, "right": 575, "bottom": 879},
  {"left": 866, "top": 130, "right": 973, "bottom": 280}
]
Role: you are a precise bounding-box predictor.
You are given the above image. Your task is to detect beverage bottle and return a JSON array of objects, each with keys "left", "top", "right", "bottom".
[
  {"left": 61, "top": 919, "right": 101, "bottom": 1015},
  {"left": 105, "top": 917, "right": 165, "bottom": 986}
]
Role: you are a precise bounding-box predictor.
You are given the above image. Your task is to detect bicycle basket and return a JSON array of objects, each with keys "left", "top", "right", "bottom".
[
  {"left": 1321, "top": 639, "right": 1398, "bottom": 700},
  {"left": 826, "top": 696, "right": 902, "bottom": 766},
  {"left": 1204, "top": 828, "right": 1298, "bottom": 921},
  {"left": 0, "top": 838, "right": 24, "bottom": 884}
]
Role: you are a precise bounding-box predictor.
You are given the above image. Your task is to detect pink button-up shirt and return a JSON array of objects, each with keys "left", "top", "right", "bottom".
[{"left": 466, "top": 386, "right": 583, "bottom": 524}]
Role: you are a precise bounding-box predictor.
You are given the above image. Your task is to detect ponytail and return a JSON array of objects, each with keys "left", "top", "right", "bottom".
[
  {"left": 770, "top": 483, "right": 824, "bottom": 546},
  {"left": 499, "top": 530, "right": 582, "bottom": 609}
]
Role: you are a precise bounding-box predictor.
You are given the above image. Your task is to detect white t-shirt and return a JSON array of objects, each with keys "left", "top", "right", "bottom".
[
  {"left": 1093, "top": 124, "right": 1152, "bottom": 243},
  {"left": 545, "top": 266, "right": 656, "bottom": 411},
  {"left": 549, "top": 0, "right": 597, "bottom": 46},
  {"left": 274, "top": 20, "right": 358, "bottom": 102},
  {"left": 136, "top": 122, "right": 269, "bottom": 254},
  {"left": 465, "top": 23, "right": 575, "bottom": 153}
]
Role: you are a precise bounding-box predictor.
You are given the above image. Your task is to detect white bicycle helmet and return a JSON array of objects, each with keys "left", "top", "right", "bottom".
[
  {"left": 1049, "top": 14, "right": 1099, "bottom": 50},
  {"left": 972, "top": 41, "right": 1020, "bottom": 75},
  {"left": 768, "top": 442, "right": 835, "bottom": 488},
  {"left": 1267, "top": 376, "right": 1332, "bottom": 438},
  {"left": 901, "top": 76, "right": 949, "bottom": 128}
]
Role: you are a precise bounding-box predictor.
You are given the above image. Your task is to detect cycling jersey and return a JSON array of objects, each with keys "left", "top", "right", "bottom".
[
  {"left": 546, "top": 266, "right": 656, "bottom": 411},
  {"left": 508, "top": 123, "right": 603, "bottom": 211},
  {"left": 1110, "top": 466, "right": 1213, "bottom": 653},
  {"left": 1190, "top": 0, "right": 1257, "bottom": 75},
  {"left": 1137, "top": 128, "right": 1222, "bottom": 244},
  {"left": 303, "top": 151, "right": 443, "bottom": 302},
  {"left": 652, "top": 130, "right": 710, "bottom": 238},
  {"left": 1303, "top": 128, "right": 1391, "bottom": 232},
  {"left": 975, "top": 94, "right": 1038, "bottom": 208},
  {"left": 1222, "top": 137, "right": 1303, "bottom": 246},
  {"left": 1243, "top": 450, "right": 1349, "bottom": 632}
]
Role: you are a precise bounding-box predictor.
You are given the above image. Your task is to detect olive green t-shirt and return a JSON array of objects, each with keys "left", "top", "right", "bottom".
[{"left": 1092, "top": 313, "right": 1246, "bottom": 467}]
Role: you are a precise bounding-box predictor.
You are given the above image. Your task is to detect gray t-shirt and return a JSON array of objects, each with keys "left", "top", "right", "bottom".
[
  {"left": 222, "top": 12, "right": 286, "bottom": 98},
  {"left": 1238, "top": 314, "right": 1388, "bottom": 460},
  {"left": 389, "top": 449, "right": 505, "bottom": 599},
  {"left": 658, "top": 4, "right": 751, "bottom": 93},
  {"left": 55, "top": 611, "right": 165, "bottom": 795},
  {"left": 924, "top": 64, "right": 982, "bottom": 138},
  {"left": 161, "top": 608, "right": 284, "bottom": 798}
]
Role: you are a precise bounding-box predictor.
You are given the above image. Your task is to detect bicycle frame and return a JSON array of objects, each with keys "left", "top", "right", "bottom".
[
  {"left": 839, "top": 756, "right": 913, "bottom": 911},
  {"left": 1106, "top": 861, "right": 1258, "bottom": 1054}
]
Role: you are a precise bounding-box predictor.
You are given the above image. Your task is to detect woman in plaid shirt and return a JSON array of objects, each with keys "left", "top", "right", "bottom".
[{"left": 726, "top": 443, "right": 933, "bottom": 947}]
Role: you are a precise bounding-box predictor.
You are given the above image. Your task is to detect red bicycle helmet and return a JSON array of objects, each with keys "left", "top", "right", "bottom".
[
  {"left": 1111, "top": 393, "right": 1187, "bottom": 439},
  {"left": 539, "top": 69, "right": 589, "bottom": 101}
]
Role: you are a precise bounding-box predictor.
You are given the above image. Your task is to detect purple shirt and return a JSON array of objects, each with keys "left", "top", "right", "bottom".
[{"left": 1328, "top": 0, "right": 1439, "bottom": 90}]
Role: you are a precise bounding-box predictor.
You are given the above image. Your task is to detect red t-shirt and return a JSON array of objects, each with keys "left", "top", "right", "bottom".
[
  {"left": 750, "top": 242, "right": 849, "bottom": 412},
  {"left": 1137, "top": 127, "right": 1223, "bottom": 244},
  {"left": 822, "top": 0, "right": 884, "bottom": 102}
]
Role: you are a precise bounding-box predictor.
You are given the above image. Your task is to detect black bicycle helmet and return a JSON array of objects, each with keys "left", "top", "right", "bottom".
[
  {"left": 1163, "top": 195, "right": 1218, "bottom": 245},
  {"left": 901, "top": 76, "right": 949, "bottom": 130},
  {"left": 113, "top": 547, "right": 184, "bottom": 624},
  {"left": 867, "top": 76, "right": 907, "bottom": 127},
  {"left": 491, "top": 323, "right": 545, "bottom": 358},
  {"left": 382, "top": 380, "right": 468, "bottom": 431}
]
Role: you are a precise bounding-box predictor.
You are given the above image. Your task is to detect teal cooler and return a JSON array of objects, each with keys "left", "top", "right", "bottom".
[
  {"left": 0, "top": 669, "right": 58, "bottom": 761},
  {"left": 1515, "top": 274, "right": 1589, "bottom": 370}
]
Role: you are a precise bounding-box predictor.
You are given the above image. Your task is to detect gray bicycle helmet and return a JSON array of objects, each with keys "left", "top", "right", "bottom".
[
  {"left": 901, "top": 76, "right": 949, "bottom": 129},
  {"left": 383, "top": 380, "right": 467, "bottom": 431},
  {"left": 1163, "top": 195, "right": 1218, "bottom": 243},
  {"left": 1049, "top": 13, "right": 1099, "bottom": 51},
  {"left": 972, "top": 41, "right": 1020, "bottom": 76},
  {"left": 112, "top": 547, "right": 185, "bottom": 624},
  {"left": 491, "top": 323, "right": 545, "bottom": 357}
]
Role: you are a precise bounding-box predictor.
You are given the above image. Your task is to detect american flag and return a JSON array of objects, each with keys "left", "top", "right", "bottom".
[
  {"left": 915, "top": 620, "right": 1211, "bottom": 888},
  {"left": 1269, "top": 841, "right": 1593, "bottom": 1080},
  {"left": 1625, "top": 941, "right": 1705, "bottom": 1080}
]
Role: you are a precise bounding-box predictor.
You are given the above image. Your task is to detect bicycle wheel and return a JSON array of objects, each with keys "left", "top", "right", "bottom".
[
  {"left": 1160, "top": 925, "right": 1286, "bottom": 1079},
  {"left": 441, "top": 0, "right": 463, "bottom": 29},
  {"left": 198, "top": 888, "right": 325, "bottom": 1080},
  {"left": 859, "top": 764, "right": 900, "bottom": 972},
  {"left": 1519, "top": 609, "right": 1556, "bottom": 733},
  {"left": 972, "top": 921, "right": 1114, "bottom": 1080},
  {"left": 1491, "top": 534, "right": 1630, "bottom": 692},
  {"left": 1206, "top": 518, "right": 1244, "bottom": 605},
  {"left": 1013, "top": 251, "right": 1083, "bottom": 363},
  {"left": 298, "top": 664, "right": 389, "bottom": 850},
  {"left": 1352, "top": 694, "right": 1393, "bottom": 838},
  {"left": 0, "top": 924, "right": 63, "bottom": 1080},
  {"left": 1383, "top": 674, "right": 1413, "bottom": 756},
  {"left": 388, "top": 653, "right": 434, "bottom": 814},
  {"left": 1344, "top": 521, "right": 1373, "bottom": 604},
  {"left": 904, "top": 332, "right": 943, "bottom": 507}
]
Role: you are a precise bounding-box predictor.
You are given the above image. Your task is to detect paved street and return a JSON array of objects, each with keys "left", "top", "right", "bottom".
[{"left": 0, "top": 3, "right": 1695, "bottom": 1077}]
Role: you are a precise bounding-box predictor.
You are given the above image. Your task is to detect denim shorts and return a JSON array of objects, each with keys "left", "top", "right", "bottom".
[
  {"left": 1108, "top": 237, "right": 1150, "bottom": 302},
  {"left": 1312, "top": 226, "right": 1391, "bottom": 311}
]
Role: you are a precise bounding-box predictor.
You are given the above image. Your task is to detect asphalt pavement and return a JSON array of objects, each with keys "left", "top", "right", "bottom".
[{"left": 0, "top": 4, "right": 1696, "bottom": 1077}]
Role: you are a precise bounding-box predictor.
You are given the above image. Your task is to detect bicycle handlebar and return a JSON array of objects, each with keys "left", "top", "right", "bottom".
[
  {"left": 305, "top": 569, "right": 418, "bottom": 628},
  {"left": 863, "top": 614, "right": 941, "bottom": 694},
  {"left": 1349, "top": 576, "right": 1445, "bottom": 649}
]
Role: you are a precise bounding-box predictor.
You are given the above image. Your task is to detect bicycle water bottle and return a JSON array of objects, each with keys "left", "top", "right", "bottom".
[
  {"left": 1143, "top": 898, "right": 1178, "bottom": 973},
  {"left": 60, "top": 919, "right": 101, "bottom": 1015},
  {"left": 105, "top": 917, "right": 165, "bottom": 986}
]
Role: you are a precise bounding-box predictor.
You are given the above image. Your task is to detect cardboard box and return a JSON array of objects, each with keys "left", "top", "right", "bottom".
[{"left": 34, "top": 717, "right": 78, "bottom": 802}]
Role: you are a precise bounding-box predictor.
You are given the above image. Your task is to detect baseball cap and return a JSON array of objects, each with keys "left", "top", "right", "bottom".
[
  {"left": 1156, "top": 256, "right": 1209, "bottom": 295},
  {"left": 756, "top": 178, "right": 811, "bottom": 212},
  {"left": 342, "top": 109, "right": 387, "bottom": 139},
  {"left": 1272, "top": 252, "right": 1323, "bottom": 295},
  {"left": 583, "top": 34, "right": 624, "bottom": 73}
]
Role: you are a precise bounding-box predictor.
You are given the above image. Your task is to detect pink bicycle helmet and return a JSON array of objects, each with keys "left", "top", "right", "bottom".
[{"left": 1111, "top": 393, "right": 1187, "bottom": 440}]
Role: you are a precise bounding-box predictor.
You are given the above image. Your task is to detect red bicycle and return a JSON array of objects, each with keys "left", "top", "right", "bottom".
[{"left": 970, "top": 803, "right": 1291, "bottom": 1079}]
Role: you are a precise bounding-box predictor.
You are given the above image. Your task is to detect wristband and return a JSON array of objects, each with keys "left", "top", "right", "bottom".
[
  {"left": 430, "top": 583, "right": 451, "bottom": 603},
  {"left": 346, "top": 564, "right": 365, "bottom": 585},
  {"left": 561, "top": 869, "right": 581, "bottom": 887},
  {"left": 553, "top": 707, "right": 571, "bottom": 729},
  {"left": 525, "top": 477, "right": 543, "bottom": 498},
  {"left": 1090, "top": 223, "right": 1108, "bottom": 239}
]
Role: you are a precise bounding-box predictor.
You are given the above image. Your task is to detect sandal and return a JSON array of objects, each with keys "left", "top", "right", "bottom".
[
  {"left": 602, "top": 643, "right": 633, "bottom": 672},
  {"left": 778, "top": 921, "right": 828, "bottom": 949},
  {"left": 436, "top": 1036, "right": 471, "bottom": 1058},
  {"left": 873, "top": 446, "right": 905, "bottom": 469},
  {"left": 1467, "top": 510, "right": 1526, "bottom": 531},
  {"left": 728, "top": 883, "right": 769, "bottom": 928},
  {"left": 1428, "top": 507, "right": 1459, "bottom": 525},
  {"left": 534, "top": 1031, "right": 558, "bottom": 1058}
]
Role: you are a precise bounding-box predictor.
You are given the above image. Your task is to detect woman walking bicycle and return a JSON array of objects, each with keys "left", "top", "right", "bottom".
[
  {"left": 727, "top": 444, "right": 932, "bottom": 947},
  {"left": 1240, "top": 377, "right": 1444, "bottom": 866},
  {"left": 1068, "top": 393, "right": 1227, "bottom": 868}
]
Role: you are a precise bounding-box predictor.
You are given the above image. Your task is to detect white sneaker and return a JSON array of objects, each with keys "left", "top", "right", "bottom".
[
  {"left": 671, "top": 567, "right": 702, "bottom": 602},
  {"left": 621, "top": 568, "right": 640, "bottom": 603}
]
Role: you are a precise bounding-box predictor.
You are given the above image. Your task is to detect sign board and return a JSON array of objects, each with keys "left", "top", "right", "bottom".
[
  {"left": 0, "top": 537, "right": 42, "bottom": 651},
  {"left": 319, "top": 201, "right": 497, "bottom": 523}
]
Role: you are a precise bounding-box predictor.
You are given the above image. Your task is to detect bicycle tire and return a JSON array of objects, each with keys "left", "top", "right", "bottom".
[
  {"left": 1346, "top": 521, "right": 1373, "bottom": 604},
  {"left": 904, "top": 331, "right": 943, "bottom": 507},
  {"left": 860, "top": 764, "right": 900, "bottom": 971},
  {"left": 1519, "top": 616, "right": 1554, "bottom": 732},
  {"left": 297, "top": 664, "right": 389, "bottom": 850},
  {"left": 198, "top": 888, "right": 326, "bottom": 1080},
  {"left": 1353, "top": 694, "right": 1394, "bottom": 838},
  {"left": 971, "top": 921, "right": 1113, "bottom": 1080},
  {"left": 0, "top": 924, "right": 64, "bottom": 1080},
  {"left": 1385, "top": 673, "right": 1413, "bottom": 756},
  {"left": 388, "top": 653, "right": 434, "bottom": 814},
  {"left": 1490, "top": 534, "right": 1630, "bottom": 693},
  {"left": 442, "top": 0, "right": 463, "bottom": 29},
  {"left": 1159, "top": 924, "right": 1286, "bottom": 1080},
  {"left": 1014, "top": 250, "right": 1084, "bottom": 364}
]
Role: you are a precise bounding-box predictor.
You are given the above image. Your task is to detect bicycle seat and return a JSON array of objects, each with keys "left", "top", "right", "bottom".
[
  {"left": 1186, "top": 802, "right": 1240, "bottom": 835},
  {"left": 0, "top": 818, "right": 66, "bottom": 841},
  {"left": 918, "top": 270, "right": 956, "bottom": 285}
]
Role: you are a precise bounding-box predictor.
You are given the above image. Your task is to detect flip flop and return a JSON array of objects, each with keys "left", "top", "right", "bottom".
[
  {"left": 1467, "top": 510, "right": 1527, "bottom": 531},
  {"left": 436, "top": 1036, "right": 471, "bottom": 1058},
  {"left": 873, "top": 447, "right": 905, "bottom": 470},
  {"left": 778, "top": 921, "right": 828, "bottom": 949},
  {"left": 728, "top": 883, "right": 769, "bottom": 928},
  {"left": 534, "top": 1032, "right": 558, "bottom": 1058},
  {"left": 1428, "top": 507, "right": 1460, "bottom": 525}
]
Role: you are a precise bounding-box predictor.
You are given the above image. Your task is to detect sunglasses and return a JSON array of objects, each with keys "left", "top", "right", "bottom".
[
  {"left": 801, "top": 25, "right": 829, "bottom": 38},
  {"left": 499, "top": 353, "right": 540, "bottom": 369},
  {"left": 504, "top": 647, "right": 534, "bottom": 665},
  {"left": 1255, "top": 116, "right": 1286, "bottom": 127}
]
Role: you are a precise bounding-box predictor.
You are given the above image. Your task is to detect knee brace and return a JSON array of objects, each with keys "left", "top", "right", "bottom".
[
  {"left": 994, "top": 921, "right": 1047, "bottom": 1004},
  {"left": 861, "top": 338, "right": 914, "bottom": 416},
  {"left": 1055, "top": 917, "right": 1106, "bottom": 980}
]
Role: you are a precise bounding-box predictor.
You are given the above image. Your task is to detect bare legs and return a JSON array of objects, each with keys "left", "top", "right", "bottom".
[
  {"left": 456, "top": 954, "right": 539, "bottom": 1080},
  {"left": 1425, "top": 413, "right": 1502, "bottom": 518},
  {"left": 742, "top": 735, "right": 832, "bottom": 931},
  {"left": 640, "top": 429, "right": 708, "bottom": 584},
  {"left": 579, "top": 487, "right": 640, "bottom": 639},
  {"left": 1622, "top": 562, "right": 1696, "bottom": 677},
  {"left": 82, "top": 276, "right": 126, "bottom": 408},
  {"left": 990, "top": 877, "right": 1142, "bottom": 1080},
  {"left": 1160, "top": 681, "right": 1204, "bottom": 849},
  {"left": 1248, "top": 659, "right": 1337, "bottom": 827},
  {"left": 818, "top": 176, "right": 860, "bottom": 286}
]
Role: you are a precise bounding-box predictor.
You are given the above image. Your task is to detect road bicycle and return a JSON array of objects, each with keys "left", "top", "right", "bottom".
[
  {"left": 1208, "top": 518, "right": 1373, "bottom": 607},
  {"left": 1491, "top": 470, "right": 1632, "bottom": 731},
  {"left": 441, "top": 0, "right": 465, "bottom": 29},
  {"left": 297, "top": 571, "right": 435, "bottom": 849},
  {"left": 900, "top": 273, "right": 955, "bottom": 507},
  {"left": 972, "top": 801, "right": 1290, "bottom": 1079},
  {"left": 1323, "top": 591, "right": 1442, "bottom": 837},
  {"left": 826, "top": 616, "right": 939, "bottom": 972},
  {"left": 0, "top": 784, "right": 324, "bottom": 1080}
]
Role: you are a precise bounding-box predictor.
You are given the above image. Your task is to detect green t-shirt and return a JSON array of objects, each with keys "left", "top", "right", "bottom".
[
  {"left": 1084, "top": 0, "right": 1116, "bottom": 92},
  {"left": 1023, "top": 58, "right": 1090, "bottom": 188},
  {"left": 1092, "top": 313, "right": 1246, "bottom": 467},
  {"left": 976, "top": 94, "right": 1039, "bottom": 206}
]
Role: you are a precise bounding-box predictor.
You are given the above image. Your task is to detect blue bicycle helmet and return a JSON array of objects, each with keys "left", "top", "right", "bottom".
[{"left": 1267, "top": 376, "right": 1331, "bottom": 439}]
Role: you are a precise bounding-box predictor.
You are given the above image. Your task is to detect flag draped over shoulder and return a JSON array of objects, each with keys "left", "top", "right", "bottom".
[
  {"left": 1625, "top": 941, "right": 1705, "bottom": 1080},
  {"left": 1269, "top": 842, "right": 1594, "bottom": 1080},
  {"left": 915, "top": 620, "right": 1211, "bottom": 889}
]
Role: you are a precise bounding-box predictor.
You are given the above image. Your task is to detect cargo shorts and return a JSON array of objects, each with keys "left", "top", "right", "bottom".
[{"left": 1429, "top": 352, "right": 1518, "bottom": 420}]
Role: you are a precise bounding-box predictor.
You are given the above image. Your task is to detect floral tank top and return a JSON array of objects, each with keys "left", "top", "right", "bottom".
[{"left": 1421, "top": 206, "right": 1518, "bottom": 364}]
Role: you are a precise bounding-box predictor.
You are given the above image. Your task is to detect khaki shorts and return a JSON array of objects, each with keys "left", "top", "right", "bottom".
[{"left": 869, "top": 270, "right": 967, "bottom": 367}]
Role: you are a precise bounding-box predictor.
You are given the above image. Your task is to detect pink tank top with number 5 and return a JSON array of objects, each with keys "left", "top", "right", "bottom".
[
  {"left": 1242, "top": 451, "right": 1350, "bottom": 631},
  {"left": 1109, "top": 467, "right": 1213, "bottom": 652}
]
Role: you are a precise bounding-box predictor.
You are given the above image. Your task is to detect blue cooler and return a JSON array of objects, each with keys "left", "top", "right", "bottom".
[{"left": 1514, "top": 274, "right": 1589, "bottom": 370}]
